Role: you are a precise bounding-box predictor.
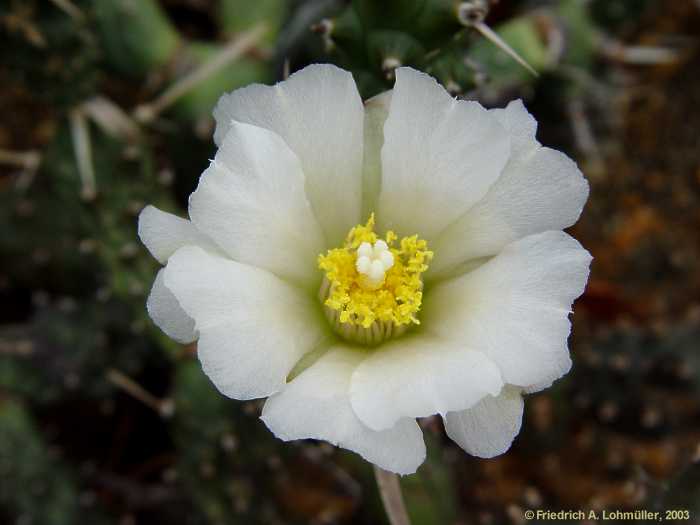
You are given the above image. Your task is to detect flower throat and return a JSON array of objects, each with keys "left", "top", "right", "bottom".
[{"left": 318, "top": 214, "right": 433, "bottom": 345}]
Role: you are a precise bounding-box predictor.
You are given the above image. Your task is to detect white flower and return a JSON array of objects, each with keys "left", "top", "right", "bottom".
[{"left": 139, "top": 64, "right": 591, "bottom": 475}]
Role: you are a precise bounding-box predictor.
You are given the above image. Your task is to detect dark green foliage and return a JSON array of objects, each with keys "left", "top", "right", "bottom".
[
  {"left": 0, "top": 0, "right": 99, "bottom": 110},
  {"left": 0, "top": 399, "right": 109, "bottom": 525},
  {"left": 465, "top": 16, "right": 550, "bottom": 92},
  {"left": 317, "top": 0, "right": 476, "bottom": 97},
  {"left": 589, "top": 0, "right": 654, "bottom": 31},
  {"left": 172, "top": 42, "right": 272, "bottom": 121},
  {"left": 2, "top": 0, "right": 698, "bottom": 523},
  {"left": 402, "top": 434, "right": 459, "bottom": 524},
  {"left": 219, "top": 0, "right": 288, "bottom": 45},
  {"left": 555, "top": 0, "right": 599, "bottom": 70},
  {"left": 308, "top": 0, "right": 656, "bottom": 99},
  {"left": 366, "top": 30, "right": 426, "bottom": 78},
  {"left": 95, "top": 0, "right": 181, "bottom": 76}
]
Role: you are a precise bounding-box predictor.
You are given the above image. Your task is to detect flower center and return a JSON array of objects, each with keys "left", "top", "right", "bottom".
[
  {"left": 355, "top": 239, "right": 394, "bottom": 289},
  {"left": 318, "top": 214, "right": 433, "bottom": 346}
]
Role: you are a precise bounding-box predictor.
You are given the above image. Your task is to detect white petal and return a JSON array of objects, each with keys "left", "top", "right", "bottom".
[
  {"left": 350, "top": 335, "right": 503, "bottom": 431},
  {"left": 261, "top": 347, "right": 426, "bottom": 475},
  {"left": 490, "top": 99, "right": 538, "bottom": 156},
  {"left": 213, "top": 64, "right": 364, "bottom": 246},
  {"left": 424, "top": 231, "right": 592, "bottom": 391},
  {"left": 163, "top": 246, "right": 325, "bottom": 400},
  {"left": 444, "top": 386, "right": 524, "bottom": 458},
  {"left": 138, "top": 205, "right": 219, "bottom": 264},
  {"left": 377, "top": 67, "right": 510, "bottom": 240},
  {"left": 429, "top": 100, "right": 589, "bottom": 279},
  {"left": 146, "top": 268, "right": 196, "bottom": 344},
  {"left": 189, "top": 121, "right": 325, "bottom": 288},
  {"left": 362, "top": 90, "right": 392, "bottom": 217}
]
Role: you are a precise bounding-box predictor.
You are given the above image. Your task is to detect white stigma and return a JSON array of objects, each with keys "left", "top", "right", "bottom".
[{"left": 355, "top": 240, "right": 394, "bottom": 289}]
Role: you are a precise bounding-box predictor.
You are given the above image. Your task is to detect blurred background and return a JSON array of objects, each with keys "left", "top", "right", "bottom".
[{"left": 1, "top": 0, "right": 700, "bottom": 523}]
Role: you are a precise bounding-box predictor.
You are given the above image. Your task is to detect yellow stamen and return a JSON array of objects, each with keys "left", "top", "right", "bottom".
[{"left": 318, "top": 214, "right": 433, "bottom": 344}]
